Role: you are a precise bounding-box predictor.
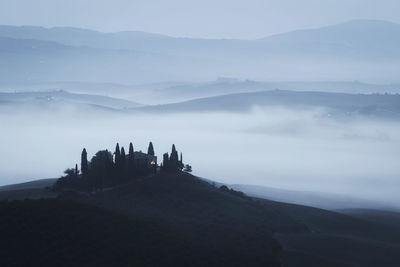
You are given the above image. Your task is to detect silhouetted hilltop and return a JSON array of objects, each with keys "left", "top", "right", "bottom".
[
  {"left": 2, "top": 141, "right": 400, "bottom": 266},
  {"left": 52, "top": 170, "right": 400, "bottom": 267}
]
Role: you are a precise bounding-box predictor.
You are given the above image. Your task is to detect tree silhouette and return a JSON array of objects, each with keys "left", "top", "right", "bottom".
[
  {"left": 81, "top": 148, "right": 88, "bottom": 176},
  {"left": 179, "top": 152, "right": 184, "bottom": 170},
  {"left": 64, "top": 168, "right": 75, "bottom": 178},
  {"left": 162, "top": 153, "right": 169, "bottom": 171},
  {"left": 148, "top": 142, "right": 155, "bottom": 156},
  {"left": 90, "top": 150, "right": 113, "bottom": 190},
  {"left": 75, "top": 164, "right": 79, "bottom": 177},
  {"left": 128, "top": 142, "right": 135, "bottom": 176},
  {"left": 169, "top": 144, "right": 179, "bottom": 171},
  {"left": 57, "top": 141, "right": 191, "bottom": 191},
  {"left": 121, "top": 147, "right": 126, "bottom": 174},
  {"left": 114, "top": 143, "right": 121, "bottom": 167},
  {"left": 183, "top": 164, "right": 192, "bottom": 173}
]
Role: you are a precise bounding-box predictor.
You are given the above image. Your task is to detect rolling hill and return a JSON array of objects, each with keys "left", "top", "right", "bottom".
[
  {"left": 338, "top": 208, "right": 400, "bottom": 228},
  {"left": 133, "top": 89, "right": 400, "bottom": 120},
  {"left": 0, "top": 178, "right": 57, "bottom": 191},
  {"left": 152, "top": 79, "right": 400, "bottom": 102},
  {"left": 0, "top": 20, "right": 399, "bottom": 84},
  {"left": 260, "top": 20, "right": 400, "bottom": 60},
  {"left": 0, "top": 90, "right": 142, "bottom": 111},
  {"left": 229, "top": 183, "right": 398, "bottom": 211},
  {"left": 2, "top": 172, "right": 400, "bottom": 266},
  {"left": 1, "top": 20, "right": 399, "bottom": 60},
  {"left": 0, "top": 199, "right": 241, "bottom": 267}
]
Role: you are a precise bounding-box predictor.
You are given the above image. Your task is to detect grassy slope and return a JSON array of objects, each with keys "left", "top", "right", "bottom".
[
  {"left": 0, "top": 178, "right": 57, "bottom": 191},
  {"left": 265, "top": 201, "right": 400, "bottom": 266},
  {"left": 69, "top": 172, "right": 400, "bottom": 266},
  {"left": 0, "top": 199, "right": 267, "bottom": 267},
  {"left": 2, "top": 173, "right": 400, "bottom": 266},
  {"left": 75, "top": 172, "right": 293, "bottom": 266},
  {"left": 338, "top": 208, "right": 400, "bottom": 227}
]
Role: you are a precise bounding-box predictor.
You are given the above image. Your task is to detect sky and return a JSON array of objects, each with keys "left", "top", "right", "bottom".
[{"left": 0, "top": 0, "right": 399, "bottom": 39}]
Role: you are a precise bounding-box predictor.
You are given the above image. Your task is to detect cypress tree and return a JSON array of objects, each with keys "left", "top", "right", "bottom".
[
  {"left": 81, "top": 148, "right": 88, "bottom": 176},
  {"left": 169, "top": 144, "right": 179, "bottom": 171},
  {"left": 129, "top": 143, "right": 134, "bottom": 160},
  {"left": 75, "top": 164, "right": 79, "bottom": 177},
  {"left": 121, "top": 147, "right": 126, "bottom": 173},
  {"left": 128, "top": 142, "right": 135, "bottom": 175},
  {"left": 179, "top": 152, "right": 184, "bottom": 170},
  {"left": 162, "top": 153, "right": 169, "bottom": 171},
  {"left": 147, "top": 142, "right": 155, "bottom": 156},
  {"left": 104, "top": 149, "right": 113, "bottom": 186},
  {"left": 114, "top": 143, "right": 121, "bottom": 167},
  {"left": 114, "top": 143, "right": 122, "bottom": 181}
]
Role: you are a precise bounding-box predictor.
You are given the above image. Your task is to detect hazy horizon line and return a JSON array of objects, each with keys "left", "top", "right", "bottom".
[{"left": 0, "top": 18, "right": 397, "bottom": 41}]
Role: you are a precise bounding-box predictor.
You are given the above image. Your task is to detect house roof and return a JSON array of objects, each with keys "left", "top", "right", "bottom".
[{"left": 133, "top": 151, "right": 157, "bottom": 160}]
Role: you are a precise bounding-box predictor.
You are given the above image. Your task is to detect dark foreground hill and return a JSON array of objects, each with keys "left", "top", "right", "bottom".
[
  {"left": 2, "top": 173, "right": 400, "bottom": 266},
  {"left": 338, "top": 208, "right": 400, "bottom": 228},
  {"left": 0, "top": 199, "right": 237, "bottom": 267}
]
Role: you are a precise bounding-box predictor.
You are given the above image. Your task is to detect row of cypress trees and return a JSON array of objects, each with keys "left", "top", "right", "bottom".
[
  {"left": 80, "top": 142, "right": 156, "bottom": 178},
  {"left": 56, "top": 141, "right": 187, "bottom": 192}
]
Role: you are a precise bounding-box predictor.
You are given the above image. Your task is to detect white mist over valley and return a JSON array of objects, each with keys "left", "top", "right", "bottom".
[{"left": 1, "top": 19, "right": 400, "bottom": 208}]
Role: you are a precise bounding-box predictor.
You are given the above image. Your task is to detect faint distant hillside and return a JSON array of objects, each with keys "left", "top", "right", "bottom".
[
  {"left": 2, "top": 20, "right": 399, "bottom": 60},
  {"left": 260, "top": 20, "right": 400, "bottom": 60},
  {"left": 155, "top": 78, "right": 400, "bottom": 102},
  {"left": 0, "top": 90, "right": 142, "bottom": 111},
  {"left": 133, "top": 89, "right": 400, "bottom": 120},
  {"left": 230, "top": 184, "right": 398, "bottom": 211},
  {"left": 0, "top": 25, "right": 174, "bottom": 50},
  {"left": 0, "top": 20, "right": 400, "bottom": 84}
]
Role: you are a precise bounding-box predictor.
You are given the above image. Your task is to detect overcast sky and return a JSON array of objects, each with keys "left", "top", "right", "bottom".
[{"left": 0, "top": 0, "right": 399, "bottom": 39}]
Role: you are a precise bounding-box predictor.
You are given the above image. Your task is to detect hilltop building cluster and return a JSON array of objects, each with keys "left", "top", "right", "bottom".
[{"left": 55, "top": 141, "right": 191, "bottom": 192}]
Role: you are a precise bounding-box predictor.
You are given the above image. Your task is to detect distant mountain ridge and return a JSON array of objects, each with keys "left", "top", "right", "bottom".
[
  {"left": 262, "top": 20, "right": 400, "bottom": 43},
  {"left": 0, "top": 25, "right": 172, "bottom": 50},
  {"left": 1, "top": 19, "right": 399, "bottom": 43},
  {"left": 1, "top": 20, "right": 399, "bottom": 57},
  {"left": 0, "top": 20, "right": 399, "bottom": 84}
]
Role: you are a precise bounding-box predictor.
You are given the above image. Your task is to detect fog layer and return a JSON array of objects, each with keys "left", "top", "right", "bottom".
[{"left": 1, "top": 106, "right": 400, "bottom": 206}]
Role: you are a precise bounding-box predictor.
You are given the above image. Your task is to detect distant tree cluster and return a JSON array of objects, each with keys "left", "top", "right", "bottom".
[
  {"left": 55, "top": 141, "right": 190, "bottom": 192},
  {"left": 161, "top": 144, "right": 184, "bottom": 173}
]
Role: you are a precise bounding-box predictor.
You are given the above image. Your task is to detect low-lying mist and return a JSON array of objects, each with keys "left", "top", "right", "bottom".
[{"left": 1, "top": 106, "right": 400, "bottom": 206}]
